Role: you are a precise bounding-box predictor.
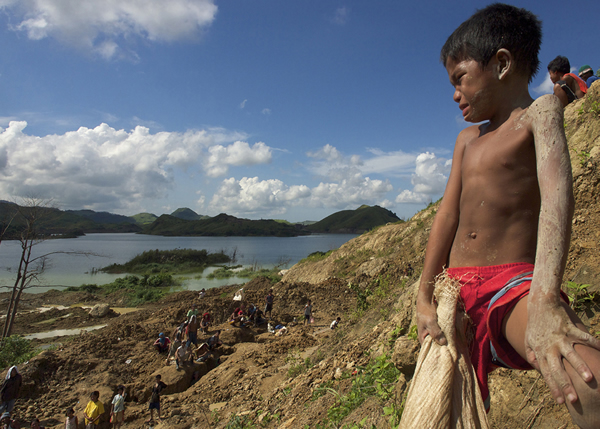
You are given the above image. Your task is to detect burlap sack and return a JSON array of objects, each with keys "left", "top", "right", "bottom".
[{"left": 399, "top": 274, "right": 489, "bottom": 429}]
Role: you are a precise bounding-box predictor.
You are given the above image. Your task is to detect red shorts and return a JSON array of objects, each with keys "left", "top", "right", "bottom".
[{"left": 447, "top": 262, "right": 567, "bottom": 410}]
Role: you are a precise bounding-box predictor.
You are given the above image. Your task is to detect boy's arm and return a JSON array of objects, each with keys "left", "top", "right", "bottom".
[
  {"left": 416, "top": 128, "right": 467, "bottom": 345},
  {"left": 527, "top": 94, "right": 600, "bottom": 404}
]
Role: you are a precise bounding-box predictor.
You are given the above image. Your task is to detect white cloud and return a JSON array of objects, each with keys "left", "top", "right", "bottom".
[
  {"left": 333, "top": 7, "right": 349, "bottom": 25},
  {"left": 533, "top": 74, "right": 554, "bottom": 95},
  {"left": 239, "top": 99, "right": 247, "bottom": 109},
  {"left": 204, "top": 141, "right": 272, "bottom": 177},
  {"left": 362, "top": 148, "right": 416, "bottom": 176},
  {"left": 3, "top": 0, "right": 218, "bottom": 59},
  {"left": 396, "top": 152, "right": 450, "bottom": 204},
  {"left": 209, "top": 171, "right": 392, "bottom": 218},
  {"left": 310, "top": 177, "right": 392, "bottom": 209},
  {"left": 261, "top": 108, "right": 271, "bottom": 115},
  {"left": 210, "top": 177, "right": 310, "bottom": 216},
  {"left": 0, "top": 121, "right": 265, "bottom": 212}
]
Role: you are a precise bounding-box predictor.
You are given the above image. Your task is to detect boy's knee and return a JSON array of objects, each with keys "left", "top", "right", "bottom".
[{"left": 565, "top": 345, "right": 600, "bottom": 428}]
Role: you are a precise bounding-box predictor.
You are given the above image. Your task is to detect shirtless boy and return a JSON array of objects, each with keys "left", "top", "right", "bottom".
[
  {"left": 547, "top": 55, "right": 588, "bottom": 107},
  {"left": 416, "top": 4, "right": 600, "bottom": 427}
]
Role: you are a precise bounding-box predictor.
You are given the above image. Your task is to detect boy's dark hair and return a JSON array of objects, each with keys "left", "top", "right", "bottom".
[
  {"left": 441, "top": 3, "right": 542, "bottom": 82},
  {"left": 91, "top": 390, "right": 99, "bottom": 398},
  {"left": 65, "top": 407, "right": 74, "bottom": 415},
  {"left": 547, "top": 55, "right": 571, "bottom": 74}
]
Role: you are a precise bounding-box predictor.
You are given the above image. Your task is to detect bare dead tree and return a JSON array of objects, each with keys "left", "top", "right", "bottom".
[{"left": 1, "top": 198, "right": 99, "bottom": 340}]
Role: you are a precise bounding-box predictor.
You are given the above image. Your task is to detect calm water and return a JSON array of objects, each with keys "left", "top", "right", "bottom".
[{"left": 0, "top": 233, "right": 357, "bottom": 293}]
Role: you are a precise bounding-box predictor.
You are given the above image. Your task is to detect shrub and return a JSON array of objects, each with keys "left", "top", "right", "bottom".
[{"left": 0, "top": 336, "right": 39, "bottom": 368}]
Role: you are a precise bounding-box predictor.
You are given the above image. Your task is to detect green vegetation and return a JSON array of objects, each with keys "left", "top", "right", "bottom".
[
  {"left": 0, "top": 201, "right": 140, "bottom": 239},
  {"left": 298, "top": 250, "right": 335, "bottom": 264},
  {"left": 101, "top": 248, "right": 230, "bottom": 274},
  {"left": 143, "top": 213, "right": 308, "bottom": 237},
  {"left": 206, "top": 265, "right": 282, "bottom": 283},
  {"left": 407, "top": 325, "right": 418, "bottom": 341},
  {"left": 306, "top": 205, "right": 401, "bottom": 234},
  {"left": 286, "top": 347, "right": 314, "bottom": 378},
  {"left": 0, "top": 336, "right": 39, "bottom": 368},
  {"left": 170, "top": 207, "right": 208, "bottom": 221},
  {"left": 314, "top": 353, "right": 402, "bottom": 428},
  {"left": 574, "top": 149, "right": 591, "bottom": 167},
  {"left": 65, "top": 273, "right": 176, "bottom": 306},
  {"left": 565, "top": 281, "right": 596, "bottom": 313},
  {"left": 131, "top": 212, "right": 158, "bottom": 225}
]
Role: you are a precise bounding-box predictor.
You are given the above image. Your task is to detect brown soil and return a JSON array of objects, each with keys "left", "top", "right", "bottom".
[{"left": 2, "top": 86, "right": 600, "bottom": 429}]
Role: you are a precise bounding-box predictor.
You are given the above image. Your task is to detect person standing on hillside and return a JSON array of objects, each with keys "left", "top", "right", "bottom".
[
  {"left": 186, "top": 304, "right": 199, "bottom": 319},
  {"left": 0, "top": 367, "right": 21, "bottom": 416},
  {"left": 83, "top": 391, "right": 104, "bottom": 429},
  {"left": 416, "top": 4, "right": 600, "bottom": 427},
  {"left": 109, "top": 385, "right": 125, "bottom": 429},
  {"left": 303, "top": 300, "right": 313, "bottom": 325},
  {"left": 264, "top": 290, "right": 274, "bottom": 320},
  {"left": 186, "top": 315, "right": 199, "bottom": 348},
  {"left": 147, "top": 375, "right": 167, "bottom": 423}
]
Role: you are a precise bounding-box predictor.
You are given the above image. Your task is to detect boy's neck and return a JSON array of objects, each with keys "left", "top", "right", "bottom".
[{"left": 486, "top": 78, "right": 533, "bottom": 131}]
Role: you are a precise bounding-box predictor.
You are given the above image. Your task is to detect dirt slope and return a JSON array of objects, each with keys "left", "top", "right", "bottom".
[{"left": 2, "top": 85, "right": 599, "bottom": 429}]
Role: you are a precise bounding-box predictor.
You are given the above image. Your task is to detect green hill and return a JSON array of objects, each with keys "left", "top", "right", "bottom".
[
  {"left": 170, "top": 207, "right": 209, "bottom": 221},
  {"left": 142, "top": 213, "right": 309, "bottom": 237},
  {"left": 131, "top": 212, "right": 158, "bottom": 225},
  {"left": 66, "top": 209, "right": 136, "bottom": 225},
  {"left": 306, "top": 205, "right": 401, "bottom": 233}
]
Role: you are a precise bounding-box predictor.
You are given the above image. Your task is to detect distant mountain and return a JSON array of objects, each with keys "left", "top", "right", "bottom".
[
  {"left": 0, "top": 202, "right": 141, "bottom": 238},
  {"left": 143, "top": 213, "right": 309, "bottom": 237},
  {"left": 66, "top": 209, "right": 136, "bottom": 225},
  {"left": 306, "top": 205, "right": 401, "bottom": 233},
  {"left": 170, "top": 207, "right": 209, "bottom": 221},
  {"left": 131, "top": 213, "right": 158, "bottom": 225}
]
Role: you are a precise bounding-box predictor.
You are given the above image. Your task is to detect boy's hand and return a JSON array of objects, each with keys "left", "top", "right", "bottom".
[
  {"left": 416, "top": 298, "right": 447, "bottom": 345},
  {"left": 525, "top": 302, "right": 600, "bottom": 404}
]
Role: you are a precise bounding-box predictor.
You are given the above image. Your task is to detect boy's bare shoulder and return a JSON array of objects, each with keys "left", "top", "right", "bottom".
[
  {"left": 455, "top": 123, "right": 483, "bottom": 144},
  {"left": 525, "top": 94, "right": 563, "bottom": 130}
]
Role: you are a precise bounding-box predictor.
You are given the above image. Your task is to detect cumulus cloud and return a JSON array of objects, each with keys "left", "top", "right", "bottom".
[
  {"left": 396, "top": 152, "right": 450, "bottom": 204},
  {"left": 209, "top": 168, "right": 393, "bottom": 218},
  {"left": 2, "top": 0, "right": 218, "bottom": 59},
  {"left": 0, "top": 121, "right": 270, "bottom": 212},
  {"left": 204, "top": 141, "right": 272, "bottom": 177},
  {"left": 210, "top": 177, "right": 310, "bottom": 216}
]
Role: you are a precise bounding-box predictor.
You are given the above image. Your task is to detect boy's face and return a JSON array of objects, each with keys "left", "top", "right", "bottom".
[
  {"left": 446, "top": 57, "right": 498, "bottom": 123},
  {"left": 548, "top": 70, "right": 561, "bottom": 83}
]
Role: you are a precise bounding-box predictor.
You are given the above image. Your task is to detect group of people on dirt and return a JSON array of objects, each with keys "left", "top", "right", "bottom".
[
  {"left": 548, "top": 56, "right": 598, "bottom": 107},
  {"left": 153, "top": 302, "right": 223, "bottom": 371}
]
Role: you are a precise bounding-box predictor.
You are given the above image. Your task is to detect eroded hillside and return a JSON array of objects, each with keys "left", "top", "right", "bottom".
[{"left": 3, "top": 85, "right": 599, "bottom": 429}]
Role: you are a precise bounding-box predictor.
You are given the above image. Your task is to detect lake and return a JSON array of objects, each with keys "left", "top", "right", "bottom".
[{"left": 0, "top": 233, "right": 358, "bottom": 293}]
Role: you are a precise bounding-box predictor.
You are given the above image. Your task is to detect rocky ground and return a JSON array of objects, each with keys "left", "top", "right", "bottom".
[{"left": 1, "top": 85, "right": 599, "bottom": 428}]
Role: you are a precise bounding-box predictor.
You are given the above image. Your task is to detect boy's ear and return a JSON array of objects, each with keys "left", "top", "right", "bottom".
[{"left": 495, "top": 48, "right": 513, "bottom": 80}]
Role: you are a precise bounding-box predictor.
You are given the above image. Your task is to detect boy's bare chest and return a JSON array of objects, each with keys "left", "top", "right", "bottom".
[{"left": 461, "top": 125, "right": 536, "bottom": 177}]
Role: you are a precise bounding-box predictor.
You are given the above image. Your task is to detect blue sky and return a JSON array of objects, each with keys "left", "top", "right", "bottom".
[{"left": 0, "top": 0, "right": 598, "bottom": 222}]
